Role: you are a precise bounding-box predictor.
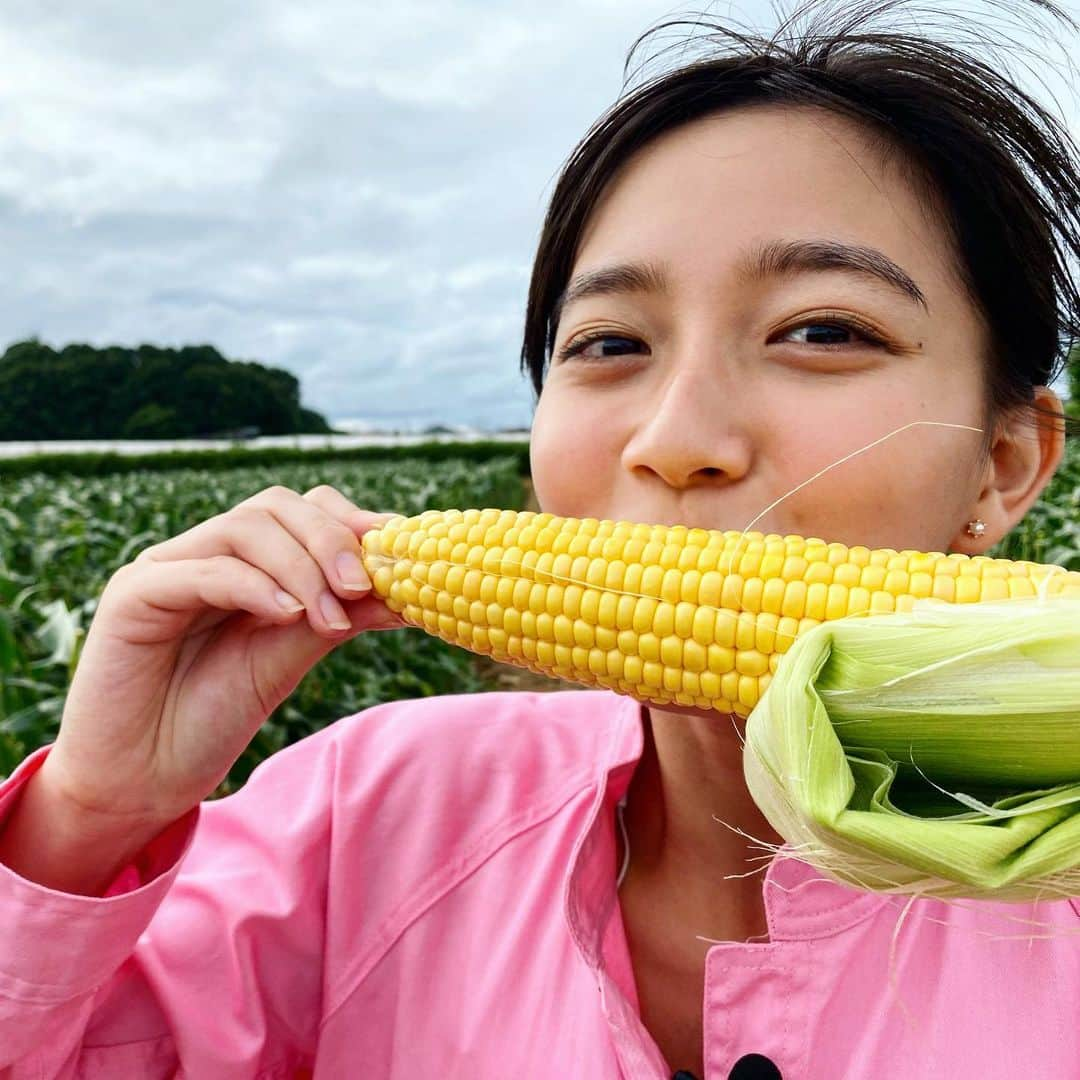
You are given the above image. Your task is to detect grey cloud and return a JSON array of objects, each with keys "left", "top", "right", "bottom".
[{"left": 1, "top": 1, "right": 1075, "bottom": 430}]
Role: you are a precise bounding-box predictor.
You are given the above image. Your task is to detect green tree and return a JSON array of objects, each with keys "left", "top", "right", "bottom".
[
  {"left": 122, "top": 402, "right": 180, "bottom": 438},
  {"left": 0, "top": 339, "right": 334, "bottom": 440}
]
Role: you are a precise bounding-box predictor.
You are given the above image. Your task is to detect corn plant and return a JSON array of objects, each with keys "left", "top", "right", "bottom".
[{"left": 0, "top": 455, "right": 525, "bottom": 792}]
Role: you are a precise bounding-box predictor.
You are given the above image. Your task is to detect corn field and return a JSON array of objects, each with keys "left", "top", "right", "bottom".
[{"left": 0, "top": 455, "right": 524, "bottom": 794}]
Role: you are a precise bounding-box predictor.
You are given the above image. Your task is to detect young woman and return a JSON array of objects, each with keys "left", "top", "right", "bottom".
[{"left": 1, "top": 2, "right": 1078, "bottom": 1077}]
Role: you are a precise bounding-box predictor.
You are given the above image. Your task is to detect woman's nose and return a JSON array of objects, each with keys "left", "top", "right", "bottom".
[{"left": 621, "top": 366, "right": 753, "bottom": 489}]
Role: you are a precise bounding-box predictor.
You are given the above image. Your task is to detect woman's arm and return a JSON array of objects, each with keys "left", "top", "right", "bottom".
[
  {"left": 0, "top": 757, "right": 180, "bottom": 897},
  {"left": 0, "top": 732, "right": 332, "bottom": 1078}
]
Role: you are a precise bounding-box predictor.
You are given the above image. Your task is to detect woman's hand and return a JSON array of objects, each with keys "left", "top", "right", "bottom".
[{"left": 41, "top": 484, "right": 406, "bottom": 830}]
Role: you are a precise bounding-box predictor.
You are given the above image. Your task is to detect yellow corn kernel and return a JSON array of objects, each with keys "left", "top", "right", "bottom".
[{"left": 361, "top": 509, "right": 1080, "bottom": 718}]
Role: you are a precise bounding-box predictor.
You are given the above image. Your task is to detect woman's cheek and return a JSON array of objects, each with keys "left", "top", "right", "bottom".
[
  {"left": 529, "top": 391, "right": 619, "bottom": 514},
  {"left": 764, "top": 404, "right": 899, "bottom": 541}
]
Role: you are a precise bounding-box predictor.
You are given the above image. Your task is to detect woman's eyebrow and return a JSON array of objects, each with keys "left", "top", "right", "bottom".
[{"left": 551, "top": 238, "right": 930, "bottom": 326}]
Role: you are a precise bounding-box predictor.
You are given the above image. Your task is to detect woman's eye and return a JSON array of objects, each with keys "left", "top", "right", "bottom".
[
  {"left": 555, "top": 333, "right": 644, "bottom": 364},
  {"left": 774, "top": 317, "right": 887, "bottom": 349},
  {"left": 554, "top": 316, "right": 888, "bottom": 366}
]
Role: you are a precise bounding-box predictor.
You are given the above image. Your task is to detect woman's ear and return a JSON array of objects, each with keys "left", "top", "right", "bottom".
[{"left": 948, "top": 386, "right": 1066, "bottom": 555}]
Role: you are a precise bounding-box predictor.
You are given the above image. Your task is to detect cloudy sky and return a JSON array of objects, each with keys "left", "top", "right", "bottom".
[{"left": 1, "top": 1, "right": 1077, "bottom": 432}]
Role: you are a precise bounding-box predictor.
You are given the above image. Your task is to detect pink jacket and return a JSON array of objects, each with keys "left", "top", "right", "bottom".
[{"left": 1, "top": 688, "right": 1079, "bottom": 1079}]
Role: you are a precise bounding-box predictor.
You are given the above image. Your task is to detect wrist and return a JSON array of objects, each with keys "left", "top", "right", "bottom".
[{"left": 0, "top": 763, "right": 171, "bottom": 897}]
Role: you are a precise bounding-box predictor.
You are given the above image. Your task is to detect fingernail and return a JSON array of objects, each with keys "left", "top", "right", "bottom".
[
  {"left": 336, "top": 552, "right": 371, "bottom": 591},
  {"left": 276, "top": 590, "right": 305, "bottom": 612},
  {"left": 320, "top": 591, "right": 352, "bottom": 630}
]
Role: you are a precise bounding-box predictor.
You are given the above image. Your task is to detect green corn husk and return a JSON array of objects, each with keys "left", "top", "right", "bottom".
[{"left": 743, "top": 595, "right": 1080, "bottom": 902}]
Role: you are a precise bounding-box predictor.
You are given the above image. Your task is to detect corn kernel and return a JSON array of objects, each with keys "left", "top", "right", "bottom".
[{"left": 362, "top": 509, "right": 1080, "bottom": 718}]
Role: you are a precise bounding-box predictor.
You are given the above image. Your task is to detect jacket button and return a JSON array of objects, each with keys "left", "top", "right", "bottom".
[{"left": 728, "top": 1053, "right": 783, "bottom": 1079}]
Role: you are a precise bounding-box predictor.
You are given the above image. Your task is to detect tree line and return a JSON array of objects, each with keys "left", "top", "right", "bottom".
[{"left": 0, "top": 339, "right": 333, "bottom": 440}]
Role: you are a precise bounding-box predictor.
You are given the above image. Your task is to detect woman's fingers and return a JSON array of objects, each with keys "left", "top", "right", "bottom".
[{"left": 133, "top": 485, "right": 402, "bottom": 638}]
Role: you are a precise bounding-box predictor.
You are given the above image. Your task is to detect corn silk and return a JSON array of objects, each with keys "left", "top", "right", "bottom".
[{"left": 744, "top": 592, "right": 1080, "bottom": 903}]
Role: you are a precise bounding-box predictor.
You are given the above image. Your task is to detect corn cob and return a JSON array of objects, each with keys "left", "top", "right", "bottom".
[{"left": 359, "top": 508, "right": 1080, "bottom": 717}]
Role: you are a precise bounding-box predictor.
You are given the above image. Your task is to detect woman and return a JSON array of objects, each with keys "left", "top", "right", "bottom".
[{"left": 1, "top": 1, "right": 1078, "bottom": 1076}]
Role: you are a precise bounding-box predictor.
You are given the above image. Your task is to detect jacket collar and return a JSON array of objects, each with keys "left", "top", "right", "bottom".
[{"left": 563, "top": 690, "right": 892, "bottom": 978}]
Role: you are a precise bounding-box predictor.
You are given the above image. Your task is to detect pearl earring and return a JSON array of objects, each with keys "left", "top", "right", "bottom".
[{"left": 966, "top": 519, "right": 987, "bottom": 537}]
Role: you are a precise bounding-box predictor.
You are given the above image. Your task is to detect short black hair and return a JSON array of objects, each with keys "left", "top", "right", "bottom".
[{"left": 520, "top": 0, "right": 1080, "bottom": 454}]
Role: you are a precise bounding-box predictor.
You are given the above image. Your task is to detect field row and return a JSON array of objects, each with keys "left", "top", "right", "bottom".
[{"left": 0, "top": 455, "right": 525, "bottom": 791}]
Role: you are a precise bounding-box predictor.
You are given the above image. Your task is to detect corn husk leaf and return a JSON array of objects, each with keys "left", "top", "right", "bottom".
[{"left": 743, "top": 596, "right": 1080, "bottom": 901}]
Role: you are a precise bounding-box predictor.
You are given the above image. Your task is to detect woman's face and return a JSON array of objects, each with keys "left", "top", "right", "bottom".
[{"left": 530, "top": 104, "right": 994, "bottom": 554}]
